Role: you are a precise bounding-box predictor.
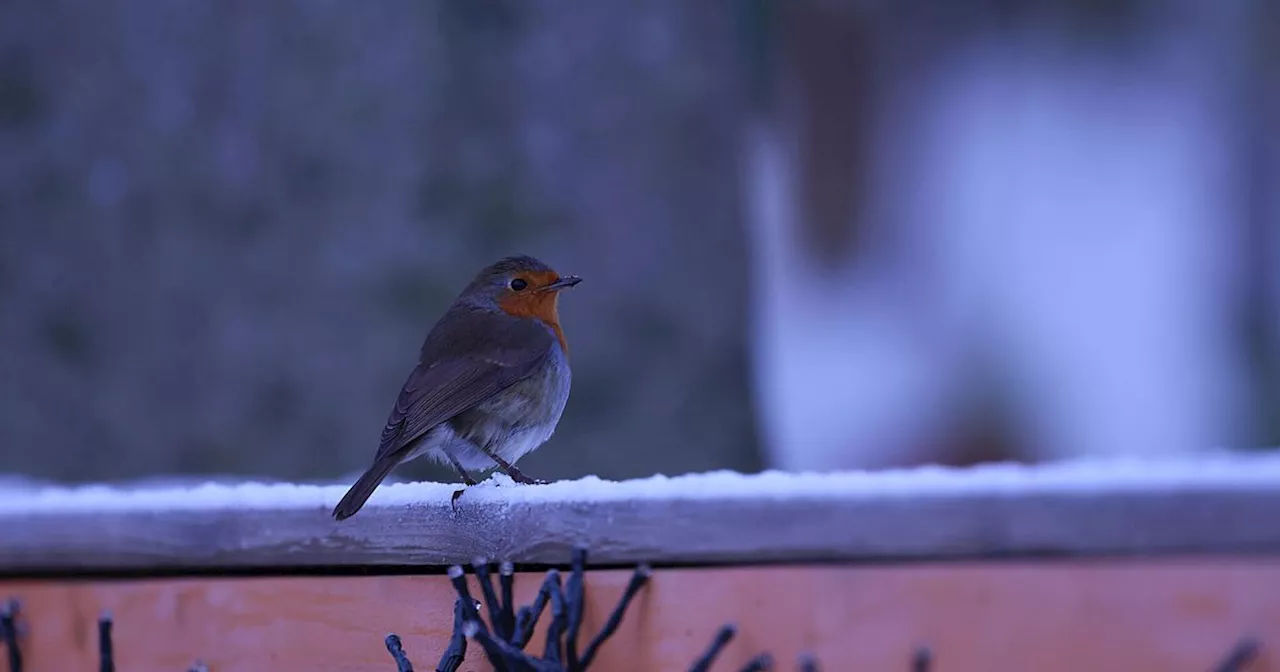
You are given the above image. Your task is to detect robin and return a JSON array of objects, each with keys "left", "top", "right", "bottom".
[{"left": 332, "top": 255, "right": 581, "bottom": 520}]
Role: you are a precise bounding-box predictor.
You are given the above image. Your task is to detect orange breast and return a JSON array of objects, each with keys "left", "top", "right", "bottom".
[{"left": 498, "top": 291, "right": 569, "bottom": 356}]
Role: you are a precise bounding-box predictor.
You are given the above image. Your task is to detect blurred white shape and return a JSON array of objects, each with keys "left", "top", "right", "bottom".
[
  {"left": 745, "top": 119, "right": 957, "bottom": 470},
  {"left": 747, "top": 23, "right": 1249, "bottom": 470}
]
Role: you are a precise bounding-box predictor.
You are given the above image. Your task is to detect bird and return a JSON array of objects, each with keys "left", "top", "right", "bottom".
[{"left": 332, "top": 255, "right": 581, "bottom": 520}]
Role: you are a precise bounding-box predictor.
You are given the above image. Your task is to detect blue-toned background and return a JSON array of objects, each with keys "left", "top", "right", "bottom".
[{"left": 1, "top": 0, "right": 1277, "bottom": 486}]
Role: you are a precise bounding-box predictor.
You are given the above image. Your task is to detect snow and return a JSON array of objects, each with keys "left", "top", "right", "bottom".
[{"left": 1, "top": 451, "right": 1279, "bottom": 516}]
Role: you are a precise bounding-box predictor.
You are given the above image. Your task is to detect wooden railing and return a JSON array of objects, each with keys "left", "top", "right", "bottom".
[{"left": 0, "top": 455, "right": 1278, "bottom": 670}]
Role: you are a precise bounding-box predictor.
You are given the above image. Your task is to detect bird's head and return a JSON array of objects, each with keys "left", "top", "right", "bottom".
[{"left": 461, "top": 255, "right": 582, "bottom": 329}]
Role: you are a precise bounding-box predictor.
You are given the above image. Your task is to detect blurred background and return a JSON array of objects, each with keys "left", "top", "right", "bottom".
[{"left": 0, "top": 0, "right": 1277, "bottom": 487}]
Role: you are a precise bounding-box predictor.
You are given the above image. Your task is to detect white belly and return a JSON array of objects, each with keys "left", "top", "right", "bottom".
[{"left": 409, "top": 342, "right": 572, "bottom": 473}]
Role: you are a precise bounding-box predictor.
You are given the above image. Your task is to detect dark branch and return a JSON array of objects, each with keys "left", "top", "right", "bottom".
[
  {"left": 384, "top": 634, "right": 414, "bottom": 672},
  {"left": 514, "top": 570, "right": 559, "bottom": 650},
  {"left": 98, "top": 612, "right": 114, "bottom": 672},
  {"left": 1212, "top": 637, "right": 1260, "bottom": 672},
  {"left": 499, "top": 561, "right": 517, "bottom": 642},
  {"left": 1, "top": 599, "right": 21, "bottom": 672},
  {"left": 435, "top": 598, "right": 468, "bottom": 672},
  {"left": 544, "top": 571, "right": 568, "bottom": 665},
  {"left": 473, "top": 558, "right": 507, "bottom": 641},
  {"left": 911, "top": 646, "right": 932, "bottom": 672},
  {"left": 738, "top": 652, "right": 773, "bottom": 671},
  {"left": 446, "top": 565, "right": 487, "bottom": 638},
  {"left": 688, "top": 624, "right": 737, "bottom": 672},
  {"left": 578, "top": 565, "right": 652, "bottom": 669},
  {"left": 466, "top": 620, "right": 562, "bottom": 672},
  {"left": 565, "top": 547, "right": 587, "bottom": 670}
]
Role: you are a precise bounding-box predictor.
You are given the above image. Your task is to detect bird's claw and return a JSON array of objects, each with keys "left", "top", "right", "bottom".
[{"left": 504, "top": 467, "right": 547, "bottom": 486}]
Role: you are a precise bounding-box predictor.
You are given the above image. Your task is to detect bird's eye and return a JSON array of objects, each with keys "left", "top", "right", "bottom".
[{"left": 509, "top": 278, "right": 528, "bottom": 291}]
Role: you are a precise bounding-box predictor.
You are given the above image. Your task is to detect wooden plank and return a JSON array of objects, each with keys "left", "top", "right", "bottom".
[
  {"left": 0, "top": 559, "right": 1277, "bottom": 671},
  {"left": 4, "top": 459, "right": 1280, "bottom": 571},
  {"left": 1, "top": 485, "right": 1279, "bottom": 571}
]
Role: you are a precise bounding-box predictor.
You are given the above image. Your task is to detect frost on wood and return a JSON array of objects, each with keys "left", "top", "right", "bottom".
[
  {"left": 0, "top": 452, "right": 1278, "bottom": 570},
  {"left": 2, "top": 452, "right": 1280, "bottom": 516}
]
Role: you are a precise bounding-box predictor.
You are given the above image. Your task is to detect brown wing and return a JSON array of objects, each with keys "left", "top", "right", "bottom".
[{"left": 374, "top": 307, "right": 554, "bottom": 462}]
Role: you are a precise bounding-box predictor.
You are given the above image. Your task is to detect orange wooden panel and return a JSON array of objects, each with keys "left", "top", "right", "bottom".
[{"left": 0, "top": 558, "right": 1277, "bottom": 671}]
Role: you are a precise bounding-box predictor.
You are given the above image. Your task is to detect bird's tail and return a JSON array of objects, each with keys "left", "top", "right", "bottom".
[{"left": 332, "top": 457, "right": 400, "bottom": 521}]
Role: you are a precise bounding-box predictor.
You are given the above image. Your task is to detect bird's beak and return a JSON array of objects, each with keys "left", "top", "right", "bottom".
[{"left": 541, "top": 275, "right": 582, "bottom": 292}]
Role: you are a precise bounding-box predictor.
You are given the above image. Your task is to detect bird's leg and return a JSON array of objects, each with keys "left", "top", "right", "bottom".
[
  {"left": 445, "top": 452, "right": 478, "bottom": 485},
  {"left": 444, "top": 452, "right": 477, "bottom": 509},
  {"left": 485, "top": 452, "right": 548, "bottom": 485}
]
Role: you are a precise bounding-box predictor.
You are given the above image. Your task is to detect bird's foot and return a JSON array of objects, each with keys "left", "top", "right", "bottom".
[
  {"left": 451, "top": 488, "right": 467, "bottom": 511},
  {"left": 502, "top": 465, "right": 548, "bottom": 486}
]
